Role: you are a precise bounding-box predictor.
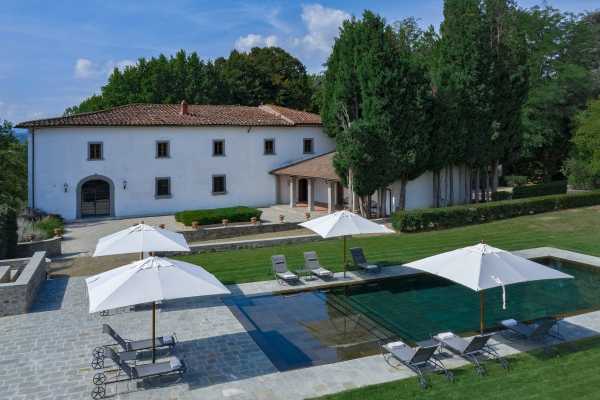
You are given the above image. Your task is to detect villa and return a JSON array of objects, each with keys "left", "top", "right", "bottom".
[{"left": 17, "top": 102, "right": 468, "bottom": 221}]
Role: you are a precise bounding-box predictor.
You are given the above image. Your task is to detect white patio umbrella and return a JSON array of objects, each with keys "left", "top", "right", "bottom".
[
  {"left": 299, "top": 210, "right": 394, "bottom": 277},
  {"left": 86, "top": 256, "right": 230, "bottom": 362},
  {"left": 406, "top": 242, "right": 573, "bottom": 333},
  {"left": 93, "top": 223, "right": 190, "bottom": 258}
]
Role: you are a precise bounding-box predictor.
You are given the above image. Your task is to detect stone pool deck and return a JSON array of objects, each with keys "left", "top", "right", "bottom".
[{"left": 2, "top": 247, "right": 600, "bottom": 400}]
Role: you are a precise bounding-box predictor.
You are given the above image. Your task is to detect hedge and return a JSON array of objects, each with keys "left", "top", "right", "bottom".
[
  {"left": 491, "top": 191, "right": 511, "bottom": 201},
  {"left": 0, "top": 207, "right": 18, "bottom": 258},
  {"left": 392, "top": 191, "right": 600, "bottom": 232},
  {"left": 175, "top": 206, "right": 263, "bottom": 226},
  {"left": 512, "top": 180, "right": 567, "bottom": 199}
]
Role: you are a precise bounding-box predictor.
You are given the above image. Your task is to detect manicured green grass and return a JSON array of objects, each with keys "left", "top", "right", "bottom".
[
  {"left": 176, "top": 206, "right": 600, "bottom": 284},
  {"left": 311, "top": 337, "right": 600, "bottom": 400}
]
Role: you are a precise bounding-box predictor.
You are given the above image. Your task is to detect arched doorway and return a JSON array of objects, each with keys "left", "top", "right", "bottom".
[
  {"left": 77, "top": 176, "right": 114, "bottom": 218},
  {"left": 298, "top": 178, "right": 308, "bottom": 203}
]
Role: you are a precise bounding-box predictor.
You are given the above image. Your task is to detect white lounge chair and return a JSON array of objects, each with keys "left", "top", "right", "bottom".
[
  {"left": 303, "top": 251, "right": 334, "bottom": 280},
  {"left": 271, "top": 255, "right": 299, "bottom": 284}
]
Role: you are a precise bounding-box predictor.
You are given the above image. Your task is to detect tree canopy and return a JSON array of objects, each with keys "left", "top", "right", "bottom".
[
  {"left": 66, "top": 47, "right": 313, "bottom": 114},
  {"left": 565, "top": 97, "right": 600, "bottom": 188}
]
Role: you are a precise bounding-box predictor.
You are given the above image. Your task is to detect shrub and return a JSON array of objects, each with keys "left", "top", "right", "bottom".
[
  {"left": 392, "top": 191, "right": 600, "bottom": 232},
  {"left": 512, "top": 181, "right": 567, "bottom": 199},
  {"left": 35, "top": 215, "right": 64, "bottom": 238},
  {"left": 503, "top": 175, "right": 528, "bottom": 187},
  {"left": 0, "top": 206, "right": 18, "bottom": 258},
  {"left": 175, "top": 206, "right": 263, "bottom": 226},
  {"left": 491, "top": 191, "right": 511, "bottom": 201}
]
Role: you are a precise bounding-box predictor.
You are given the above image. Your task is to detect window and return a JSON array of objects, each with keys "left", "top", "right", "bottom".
[
  {"left": 264, "top": 138, "right": 275, "bottom": 155},
  {"left": 88, "top": 142, "right": 103, "bottom": 160},
  {"left": 213, "top": 140, "right": 225, "bottom": 156},
  {"left": 156, "top": 141, "right": 170, "bottom": 158},
  {"left": 303, "top": 138, "right": 314, "bottom": 154},
  {"left": 212, "top": 175, "right": 226, "bottom": 194},
  {"left": 155, "top": 177, "right": 171, "bottom": 198}
]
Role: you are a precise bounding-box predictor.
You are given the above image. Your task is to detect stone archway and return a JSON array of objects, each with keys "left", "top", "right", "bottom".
[{"left": 76, "top": 175, "right": 115, "bottom": 218}]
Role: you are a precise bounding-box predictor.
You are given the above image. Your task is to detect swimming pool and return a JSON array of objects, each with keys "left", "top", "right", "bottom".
[{"left": 225, "top": 258, "right": 600, "bottom": 371}]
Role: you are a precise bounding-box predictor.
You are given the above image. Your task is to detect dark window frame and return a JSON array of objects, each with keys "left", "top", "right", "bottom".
[
  {"left": 156, "top": 141, "right": 170, "bottom": 158},
  {"left": 88, "top": 142, "right": 103, "bottom": 161},
  {"left": 303, "top": 138, "right": 314, "bottom": 154},
  {"left": 213, "top": 139, "right": 225, "bottom": 157},
  {"left": 155, "top": 177, "right": 172, "bottom": 199},
  {"left": 212, "top": 175, "right": 227, "bottom": 195},
  {"left": 264, "top": 138, "right": 275, "bottom": 155}
]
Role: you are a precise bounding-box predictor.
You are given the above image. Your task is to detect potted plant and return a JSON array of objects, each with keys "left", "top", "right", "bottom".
[
  {"left": 159, "top": 224, "right": 166, "bottom": 229},
  {"left": 305, "top": 212, "right": 311, "bottom": 220},
  {"left": 191, "top": 221, "right": 200, "bottom": 230},
  {"left": 53, "top": 228, "right": 63, "bottom": 237},
  {"left": 222, "top": 219, "right": 229, "bottom": 226},
  {"left": 250, "top": 217, "right": 257, "bottom": 225},
  {"left": 279, "top": 214, "right": 285, "bottom": 223}
]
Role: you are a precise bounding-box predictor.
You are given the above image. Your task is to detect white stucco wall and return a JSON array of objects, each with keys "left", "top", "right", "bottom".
[{"left": 29, "top": 125, "right": 335, "bottom": 220}]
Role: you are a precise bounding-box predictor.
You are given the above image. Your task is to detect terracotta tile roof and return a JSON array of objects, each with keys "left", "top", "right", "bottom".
[
  {"left": 271, "top": 151, "right": 340, "bottom": 181},
  {"left": 16, "top": 103, "right": 322, "bottom": 128}
]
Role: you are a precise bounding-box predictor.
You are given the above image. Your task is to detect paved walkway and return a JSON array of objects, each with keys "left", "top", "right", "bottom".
[{"left": 3, "top": 247, "right": 600, "bottom": 400}]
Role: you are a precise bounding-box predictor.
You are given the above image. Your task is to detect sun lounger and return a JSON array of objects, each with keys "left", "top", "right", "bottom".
[
  {"left": 303, "top": 251, "right": 334, "bottom": 279},
  {"left": 350, "top": 247, "right": 381, "bottom": 273},
  {"left": 501, "top": 317, "right": 561, "bottom": 342},
  {"left": 91, "top": 347, "right": 186, "bottom": 399},
  {"left": 271, "top": 255, "right": 299, "bottom": 284},
  {"left": 93, "top": 324, "right": 176, "bottom": 367},
  {"left": 382, "top": 340, "right": 453, "bottom": 388},
  {"left": 433, "top": 332, "right": 508, "bottom": 375}
]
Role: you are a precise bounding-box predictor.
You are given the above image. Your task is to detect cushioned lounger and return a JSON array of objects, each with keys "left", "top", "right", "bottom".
[
  {"left": 271, "top": 255, "right": 299, "bottom": 284},
  {"left": 350, "top": 247, "right": 380, "bottom": 273},
  {"left": 303, "top": 251, "right": 334, "bottom": 279}
]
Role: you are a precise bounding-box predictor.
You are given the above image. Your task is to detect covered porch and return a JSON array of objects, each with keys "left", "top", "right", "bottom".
[{"left": 271, "top": 152, "right": 345, "bottom": 214}]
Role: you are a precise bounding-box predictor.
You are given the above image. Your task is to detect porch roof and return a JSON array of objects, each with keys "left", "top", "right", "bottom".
[{"left": 270, "top": 151, "right": 340, "bottom": 181}]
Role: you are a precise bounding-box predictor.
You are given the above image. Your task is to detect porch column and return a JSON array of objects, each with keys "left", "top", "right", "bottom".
[
  {"left": 327, "top": 181, "right": 334, "bottom": 214},
  {"left": 289, "top": 177, "right": 296, "bottom": 208},
  {"left": 307, "top": 178, "right": 314, "bottom": 211}
]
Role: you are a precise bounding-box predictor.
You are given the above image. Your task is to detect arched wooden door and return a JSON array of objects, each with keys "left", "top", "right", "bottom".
[{"left": 80, "top": 179, "right": 111, "bottom": 217}]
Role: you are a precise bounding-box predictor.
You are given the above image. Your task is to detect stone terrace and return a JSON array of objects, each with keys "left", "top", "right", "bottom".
[{"left": 2, "top": 247, "right": 600, "bottom": 399}]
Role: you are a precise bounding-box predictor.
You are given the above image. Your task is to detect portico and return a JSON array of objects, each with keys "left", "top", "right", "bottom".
[{"left": 271, "top": 152, "right": 344, "bottom": 214}]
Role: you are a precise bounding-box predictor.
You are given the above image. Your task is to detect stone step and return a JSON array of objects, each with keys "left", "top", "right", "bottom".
[
  {"left": 9, "top": 269, "right": 20, "bottom": 282},
  {"left": 0, "top": 266, "right": 10, "bottom": 283}
]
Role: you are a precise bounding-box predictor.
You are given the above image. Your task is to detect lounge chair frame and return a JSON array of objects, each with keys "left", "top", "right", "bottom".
[
  {"left": 350, "top": 247, "right": 381, "bottom": 273},
  {"left": 92, "top": 324, "right": 177, "bottom": 368},
  {"left": 91, "top": 347, "right": 186, "bottom": 399},
  {"left": 271, "top": 255, "right": 300, "bottom": 285},
  {"left": 303, "top": 251, "right": 334, "bottom": 280},
  {"left": 382, "top": 341, "right": 454, "bottom": 388},
  {"left": 434, "top": 333, "right": 509, "bottom": 375},
  {"left": 501, "top": 317, "right": 562, "bottom": 343}
]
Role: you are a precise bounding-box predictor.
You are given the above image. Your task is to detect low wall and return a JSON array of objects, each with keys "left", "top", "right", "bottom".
[
  {"left": 185, "top": 234, "right": 324, "bottom": 254},
  {"left": 0, "top": 251, "right": 47, "bottom": 317},
  {"left": 181, "top": 222, "right": 302, "bottom": 242},
  {"left": 16, "top": 237, "right": 61, "bottom": 258}
]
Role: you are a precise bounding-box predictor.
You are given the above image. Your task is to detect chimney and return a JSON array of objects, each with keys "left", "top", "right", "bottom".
[{"left": 179, "top": 100, "right": 188, "bottom": 115}]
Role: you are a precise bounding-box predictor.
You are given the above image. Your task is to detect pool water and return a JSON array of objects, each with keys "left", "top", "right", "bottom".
[{"left": 225, "top": 258, "right": 600, "bottom": 371}]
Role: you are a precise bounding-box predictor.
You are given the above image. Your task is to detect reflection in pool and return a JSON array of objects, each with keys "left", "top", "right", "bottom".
[{"left": 225, "top": 258, "right": 600, "bottom": 371}]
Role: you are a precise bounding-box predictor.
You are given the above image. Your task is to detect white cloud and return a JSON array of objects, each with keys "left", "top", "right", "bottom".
[
  {"left": 293, "top": 4, "right": 349, "bottom": 55},
  {"left": 234, "top": 34, "right": 279, "bottom": 52},
  {"left": 74, "top": 58, "right": 136, "bottom": 79},
  {"left": 74, "top": 58, "right": 95, "bottom": 79}
]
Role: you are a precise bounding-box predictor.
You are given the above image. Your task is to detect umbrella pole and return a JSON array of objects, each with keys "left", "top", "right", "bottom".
[
  {"left": 343, "top": 236, "right": 347, "bottom": 278},
  {"left": 479, "top": 292, "right": 485, "bottom": 334},
  {"left": 152, "top": 301, "right": 156, "bottom": 363}
]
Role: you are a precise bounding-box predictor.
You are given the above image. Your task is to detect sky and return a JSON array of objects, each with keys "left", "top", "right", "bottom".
[{"left": 1, "top": 0, "right": 598, "bottom": 124}]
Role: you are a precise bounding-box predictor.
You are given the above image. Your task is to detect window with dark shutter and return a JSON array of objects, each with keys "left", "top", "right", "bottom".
[
  {"left": 303, "top": 138, "right": 314, "bottom": 154},
  {"left": 264, "top": 139, "right": 275, "bottom": 155},
  {"left": 212, "top": 175, "right": 226, "bottom": 194},
  {"left": 88, "top": 142, "right": 103, "bottom": 160},
  {"left": 156, "top": 141, "right": 170, "bottom": 158},
  {"left": 213, "top": 140, "right": 225, "bottom": 156},
  {"left": 155, "top": 177, "right": 171, "bottom": 198}
]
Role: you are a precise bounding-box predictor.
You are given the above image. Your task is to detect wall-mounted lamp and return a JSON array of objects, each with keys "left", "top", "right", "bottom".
[
  {"left": 63, "top": 183, "right": 69, "bottom": 193},
  {"left": 123, "top": 180, "right": 128, "bottom": 190}
]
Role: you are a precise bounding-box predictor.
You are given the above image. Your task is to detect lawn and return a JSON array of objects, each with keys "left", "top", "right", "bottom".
[
  {"left": 311, "top": 337, "right": 600, "bottom": 400},
  {"left": 176, "top": 206, "right": 600, "bottom": 284}
]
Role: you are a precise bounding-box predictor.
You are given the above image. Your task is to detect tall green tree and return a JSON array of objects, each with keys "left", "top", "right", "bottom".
[
  {"left": 0, "top": 120, "right": 26, "bottom": 258},
  {"left": 516, "top": 7, "right": 600, "bottom": 181},
  {"left": 66, "top": 48, "right": 313, "bottom": 114},
  {"left": 565, "top": 97, "right": 600, "bottom": 188}
]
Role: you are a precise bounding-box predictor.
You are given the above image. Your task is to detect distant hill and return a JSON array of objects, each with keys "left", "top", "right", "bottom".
[{"left": 14, "top": 129, "right": 27, "bottom": 143}]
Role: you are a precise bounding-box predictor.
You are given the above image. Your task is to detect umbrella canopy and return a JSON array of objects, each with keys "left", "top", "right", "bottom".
[
  {"left": 93, "top": 223, "right": 190, "bottom": 257},
  {"left": 406, "top": 242, "right": 573, "bottom": 333},
  {"left": 300, "top": 211, "right": 394, "bottom": 276},
  {"left": 299, "top": 210, "right": 394, "bottom": 238},
  {"left": 406, "top": 242, "right": 572, "bottom": 292},
  {"left": 86, "top": 256, "right": 229, "bottom": 313}
]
